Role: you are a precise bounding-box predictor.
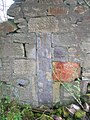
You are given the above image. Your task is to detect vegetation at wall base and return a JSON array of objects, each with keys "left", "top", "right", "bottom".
[{"left": 0, "top": 96, "right": 90, "bottom": 120}]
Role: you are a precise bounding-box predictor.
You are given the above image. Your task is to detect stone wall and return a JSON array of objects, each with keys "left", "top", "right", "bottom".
[{"left": 0, "top": 0, "right": 90, "bottom": 106}]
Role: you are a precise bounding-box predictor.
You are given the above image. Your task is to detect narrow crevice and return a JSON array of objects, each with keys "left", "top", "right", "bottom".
[{"left": 23, "top": 43, "right": 27, "bottom": 57}]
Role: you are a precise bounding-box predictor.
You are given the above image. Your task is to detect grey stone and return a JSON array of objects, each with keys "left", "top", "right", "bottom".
[
  {"left": 0, "top": 59, "right": 2, "bottom": 68},
  {"left": 52, "top": 33, "right": 78, "bottom": 47},
  {"left": 28, "top": 16, "right": 59, "bottom": 32},
  {"left": 83, "top": 54, "right": 90, "bottom": 69},
  {"left": 12, "top": 33, "right": 36, "bottom": 44},
  {"left": 17, "top": 78, "right": 29, "bottom": 86},
  {"left": 14, "top": 59, "right": 36, "bottom": 75},
  {"left": 7, "top": 3, "right": 21, "bottom": 17},
  {"left": 0, "top": 42, "right": 24, "bottom": 58},
  {"left": 81, "top": 42, "right": 90, "bottom": 53},
  {"left": 22, "top": 2, "right": 48, "bottom": 18},
  {"left": 25, "top": 44, "right": 36, "bottom": 59},
  {"left": 53, "top": 47, "right": 68, "bottom": 62}
]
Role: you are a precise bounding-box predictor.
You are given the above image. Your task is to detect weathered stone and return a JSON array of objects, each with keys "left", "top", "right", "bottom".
[
  {"left": 74, "top": 6, "right": 88, "bottom": 14},
  {"left": 38, "top": 0, "right": 63, "bottom": 4},
  {"left": 54, "top": 47, "right": 68, "bottom": 62},
  {"left": 52, "top": 33, "right": 78, "bottom": 47},
  {"left": 68, "top": 46, "right": 82, "bottom": 63},
  {"left": 81, "top": 42, "right": 90, "bottom": 53},
  {"left": 12, "top": 33, "right": 36, "bottom": 44},
  {"left": 53, "top": 81, "right": 60, "bottom": 103},
  {"left": 17, "top": 78, "right": 29, "bottom": 86},
  {"left": 28, "top": 16, "right": 59, "bottom": 32},
  {"left": 22, "top": 2, "right": 48, "bottom": 18},
  {"left": 0, "top": 42, "right": 24, "bottom": 58},
  {"left": 0, "top": 59, "right": 2, "bottom": 68},
  {"left": 48, "top": 6, "right": 69, "bottom": 15},
  {"left": 17, "top": 19, "right": 28, "bottom": 33},
  {"left": 0, "top": 58, "right": 13, "bottom": 82},
  {"left": 7, "top": 3, "right": 21, "bottom": 17},
  {"left": 0, "top": 21, "right": 17, "bottom": 35},
  {"left": 14, "top": 59, "right": 36, "bottom": 75},
  {"left": 83, "top": 54, "right": 90, "bottom": 69},
  {"left": 52, "top": 62, "right": 81, "bottom": 82},
  {"left": 82, "top": 70, "right": 90, "bottom": 77},
  {"left": 37, "top": 33, "right": 53, "bottom": 106},
  {"left": 25, "top": 44, "right": 36, "bottom": 59}
]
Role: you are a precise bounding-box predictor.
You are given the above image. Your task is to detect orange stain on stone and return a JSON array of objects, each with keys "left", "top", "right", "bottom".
[{"left": 52, "top": 62, "right": 80, "bottom": 82}]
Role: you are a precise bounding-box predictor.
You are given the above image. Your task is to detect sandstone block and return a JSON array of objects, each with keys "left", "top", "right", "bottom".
[
  {"left": 0, "top": 42, "right": 24, "bottom": 58},
  {"left": 12, "top": 33, "right": 36, "bottom": 44},
  {"left": 28, "top": 16, "right": 59, "bottom": 32},
  {"left": 25, "top": 44, "right": 36, "bottom": 59},
  {"left": 14, "top": 59, "right": 36, "bottom": 75},
  {"left": 48, "top": 6, "right": 68, "bottom": 15},
  {"left": 52, "top": 33, "right": 78, "bottom": 46}
]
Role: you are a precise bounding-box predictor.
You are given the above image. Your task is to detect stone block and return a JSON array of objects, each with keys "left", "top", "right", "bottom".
[
  {"left": 12, "top": 76, "right": 38, "bottom": 106},
  {"left": 52, "top": 33, "right": 78, "bottom": 46},
  {"left": 14, "top": 59, "right": 36, "bottom": 75},
  {"left": 53, "top": 47, "right": 68, "bottom": 62},
  {"left": 0, "top": 42, "right": 24, "bottom": 58},
  {"left": 68, "top": 46, "right": 82, "bottom": 63},
  {"left": 0, "top": 59, "right": 2, "bottom": 68},
  {"left": 53, "top": 82, "right": 60, "bottom": 103},
  {"left": 25, "top": 44, "right": 36, "bottom": 59},
  {"left": 81, "top": 42, "right": 90, "bottom": 53},
  {"left": 83, "top": 54, "right": 90, "bottom": 69},
  {"left": 74, "top": 5, "right": 88, "bottom": 14},
  {"left": 12, "top": 33, "right": 36, "bottom": 44},
  {"left": 38, "top": 0, "right": 63, "bottom": 4},
  {"left": 52, "top": 62, "right": 81, "bottom": 82},
  {"left": 7, "top": 3, "right": 21, "bottom": 17},
  {"left": 28, "top": 16, "right": 59, "bottom": 32},
  {"left": 48, "top": 6, "right": 68, "bottom": 16},
  {"left": 23, "top": 2, "right": 48, "bottom": 18}
]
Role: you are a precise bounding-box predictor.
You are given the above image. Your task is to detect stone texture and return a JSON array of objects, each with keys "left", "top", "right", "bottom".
[
  {"left": 38, "top": 0, "right": 63, "bottom": 4},
  {"left": 25, "top": 44, "right": 36, "bottom": 59},
  {"left": 52, "top": 62, "right": 81, "bottom": 82},
  {"left": 0, "top": 21, "right": 17, "bottom": 35},
  {"left": 0, "top": 59, "right": 2, "bottom": 68},
  {"left": 53, "top": 82, "right": 60, "bottom": 103},
  {"left": 48, "top": 6, "right": 69, "bottom": 15},
  {"left": 0, "top": 0, "right": 90, "bottom": 107},
  {"left": 28, "top": 16, "right": 59, "bottom": 32},
  {"left": 81, "top": 42, "right": 90, "bottom": 53},
  {"left": 12, "top": 33, "right": 36, "bottom": 44},
  {"left": 37, "top": 33, "right": 53, "bottom": 106},
  {"left": 7, "top": 3, "right": 21, "bottom": 17},
  {"left": 0, "top": 42, "right": 24, "bottom": 58},
  {"left": 74, "top": 6, "right": 88, "bottom": 14},
  {"left": 52, "top": 33, "right": 78, "bottom": 47},
  {"left": 14, "top": 59, "right": 36, "bottom": 75},
  {"left": 54, "top": 47, "right": 68, "bottom": 62},
  {"left": 83, "top": 54, "right": 90, "bottom": 69}
]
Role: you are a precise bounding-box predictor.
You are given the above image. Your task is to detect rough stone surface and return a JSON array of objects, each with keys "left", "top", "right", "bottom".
[
  {"left": 0, "top": 59, "right": 2, "bottom": 68},
  {"left": 0, "top": 0, "right": 90, "bottom": 107},
  {"left": 52, "top": 33, "right": 78, "bottom": 47},
  {"left": 14, "top": 59, "right": 36, "bottom": 75},
  {"left": 54, "top": 47, "right": 68, "bottom": 62},
  {"left": 25, "top": 44, "right": 36, "bottom": 59},
  {"left": 48, "top": 6, "right": 69, "bottom": 15},
  {"left": 28, "top": 17, "right": 59, "bottom": 32},
  {"left": 12, "top": 33, "right": 36, "bottom": 44}
]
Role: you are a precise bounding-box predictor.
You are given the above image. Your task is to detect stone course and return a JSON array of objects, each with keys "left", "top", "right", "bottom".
[{"left": 0, "top": 0, "right": 90, "bottom": 106}]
